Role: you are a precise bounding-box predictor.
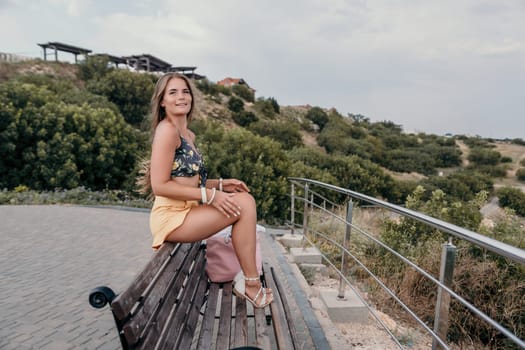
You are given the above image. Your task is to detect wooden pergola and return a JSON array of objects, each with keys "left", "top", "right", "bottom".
[
  {"left": 37, "top": 42, "right": 92, "bottom": 63},
  {"left": 169, "top": 66, "right": 205, "bottom": 79},
  {"left": 124, "top": 54, "right": 172, "bottom": 72}
]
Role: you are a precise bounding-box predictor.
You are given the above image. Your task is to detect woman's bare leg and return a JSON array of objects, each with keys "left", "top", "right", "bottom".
[{"left": 166, "top": 192, "right": 271, "bottom": 304}]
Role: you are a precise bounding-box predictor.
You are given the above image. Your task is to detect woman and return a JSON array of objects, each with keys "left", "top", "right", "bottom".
[{"left": 142, "top": 73, "right": 272, "bottom": 308}]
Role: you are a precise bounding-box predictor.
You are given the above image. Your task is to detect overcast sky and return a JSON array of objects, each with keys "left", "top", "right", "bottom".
[{"left": 1, "top": 0, "right": 524, "bottom": 139}]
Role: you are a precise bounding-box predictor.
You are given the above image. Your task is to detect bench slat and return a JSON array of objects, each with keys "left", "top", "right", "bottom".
[
  {"left": 263, "top": 263, "right": 295, "bottom": 350},
  {"left": 254, "top": 307, "right": 271, "bottom": 349},
  {"left": 131, "top": 244, "right": 202, "bottom": 348},
  {"left": 111, "top": 242, "right": 185, "bottom": 320},
  {"left": 156, "top": 250, "right": 207, "bottom": 349},
  {"left": 270, "top": 265, "right": 300, "bottom": 348},
  {"left": 175, "top": 265, "right": 209, "bottom": 349},
  {"left": 232, "top": 295, "right": 248, "bottom": 348},
  {"left": 196, "top": 283, "right": 220, "bottom": 349},
  {"left": 216, "top": 283, "right": 233, "bottom": 350}
]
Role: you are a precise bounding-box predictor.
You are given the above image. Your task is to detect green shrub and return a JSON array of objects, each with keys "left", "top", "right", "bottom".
[
  {"left": 468, "top": 147, "right": 501, "bottom": 165},
  {"left": 267, "top": 97, "right": 280, "bottom": 114},
  {"left": 511, "top": 138, "right": 525, "bottom": 146},
  {"left": 305, "top": 106, "right": 329, "bottom": 130},
  {"left": 228, "top": 96, "right": 244, "bottom": 112},
  {"left": 232, "top": 110, "right": 258, "bottom": 127},
  {"left": 86, "top": 70, "right": 156, "bottom": 126},
  {"left": 254, "top": 97, "right": 277, "bottom": 118},
  {"left": 500, "top": 156, "right": 513, "bottom": 163},
  {"left": 232, "top": 84, "right": 254, "bottom": 102},
  {"left": 517, "top": 168, "right": 525, "bottom": 181},
  {"left": 497, "top": 186, "right": 525, "bottom": 216},
  {"left": 468, "top": 164, "right": 507, "bottom": 178},
  {"left": 520, "top": 158, "right": 525, "bottom": 167},
  {"left": 248, "top": 120, "right": 302, "bottom": 150},
  {"left": 0, "top": 80, "right": 141, "bottom": 191},
  {"left": 77, "top": 55, "right": 113, "bottom": 81}
]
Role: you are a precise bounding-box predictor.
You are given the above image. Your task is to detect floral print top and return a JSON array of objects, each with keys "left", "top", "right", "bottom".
[{"left": 171, "top": 137, "right": 207, "bottom": 186}]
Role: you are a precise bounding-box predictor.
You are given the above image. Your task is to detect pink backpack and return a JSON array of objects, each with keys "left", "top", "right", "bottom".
[{"left": 205, "top": 225, "right": 263, "bottom": 283}]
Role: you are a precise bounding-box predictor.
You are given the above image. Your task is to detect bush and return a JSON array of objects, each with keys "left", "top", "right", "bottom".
[
  {"left": 511, "top": 138, "right": 525, "bottom": 146},
  {"left": 500, "top": 156, "right": 513, "bottom": 163},
  {"left": 468, "top": 147, "right": 501, "bottom": 165},
  {"left": 305, "top": 106, "right": 329, "bottom": 130},
  {"left": 77, "top": 55, "right": 113, "bottom": 81},
  {"left": 195, "top": 79, "right": 232, "bottom": 96},
  {"left": 228, "top": 96, "right": 244, "bottom": 112},
  {"left": 517, "top": 168, "right": 525, "bottom": 181},
  {"left": 232, "top": 84, "right": 254, "bottom": 102},
  {"left": 267, "top": 97, "right": 280, "bottom": 114},
  {"left": 497, "top": 186, "right": 525, "bottom": 216},
  {"left": 422, "top": 173, "right": 491, "bottom": 202},
  {"left": 232, "top": 110, "right": 258, "bottom": 127},
  {"left": 254, "top": 97, "right": 277, "bottom": 118},
  {"left": 86, "top": 70, "right": 156, "bottom": 126},
  {"left": 248, "top": 120, "right": 302, "bottom": 150},
  {"left": 0, "top": 80, "right": 141, "bottom": 191},
  {"left": 468, "top": 164, "right": 507, "bottom": 178},
  {"left": 520, "top": 159, "right": 525, "bottom": 167}
]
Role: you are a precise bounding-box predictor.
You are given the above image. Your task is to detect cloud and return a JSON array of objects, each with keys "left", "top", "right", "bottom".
[{"left": 1, "top": 0, "right": 523, "bottom": 138}]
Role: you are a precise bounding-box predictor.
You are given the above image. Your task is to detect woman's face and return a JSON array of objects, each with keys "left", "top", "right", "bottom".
[{"left": 161, "top": 77, "right": 192, "bottom": 117}]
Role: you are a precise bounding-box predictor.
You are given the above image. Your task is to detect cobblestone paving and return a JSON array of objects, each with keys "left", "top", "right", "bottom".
[{"left": 0, "top": 205, "right": 325, "bottom": 349}]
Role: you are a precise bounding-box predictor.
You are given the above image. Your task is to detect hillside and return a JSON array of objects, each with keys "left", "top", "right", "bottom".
[{"left": 2, "top": 59, "right": 525, "bottom": 204}]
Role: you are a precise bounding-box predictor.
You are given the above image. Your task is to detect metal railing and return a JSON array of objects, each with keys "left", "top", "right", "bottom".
[{"left": 288, "top": 177, "right": 525, "bottom": 350}]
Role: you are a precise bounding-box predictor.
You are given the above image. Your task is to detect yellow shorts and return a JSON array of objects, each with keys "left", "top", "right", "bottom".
[{"left": 150, "top": 196, "right": 199, "bottom": 249}]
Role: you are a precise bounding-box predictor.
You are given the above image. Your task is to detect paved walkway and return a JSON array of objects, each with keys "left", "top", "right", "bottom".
[{"left": 0, "top": 205, "right": 326, "bottom": 349}]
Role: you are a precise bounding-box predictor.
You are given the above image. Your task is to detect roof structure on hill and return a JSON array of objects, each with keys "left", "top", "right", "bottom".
[
  {"left": 92, "top": 53, "right": 127, "bottom": 65},
  {"left": 37, "top": 41, "right": 92, "bottom": 63},
  {"left": 124, "top": 54, "right": 172, "bottom": 72}
]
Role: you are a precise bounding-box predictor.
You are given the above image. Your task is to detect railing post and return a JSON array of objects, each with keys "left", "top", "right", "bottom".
[
  {"left": 290, "top": 183, "right": 295, "bottom": 235},
  {"left": 432, "top": 238, "right": 456, "bottom": 350},
  {"left": 338, "top": 198, "right": 353, "bottom": 299},
  {"left": 302, "top": 183, "right": 309, "bottom": 239}
]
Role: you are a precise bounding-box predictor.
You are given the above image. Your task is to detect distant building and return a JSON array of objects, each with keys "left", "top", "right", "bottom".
[
  {"left": 0, "top": 52, "right": 34, "bottom": 63},
  {"left": 217, "top": 77, "right": 255, "bottom": 93}
]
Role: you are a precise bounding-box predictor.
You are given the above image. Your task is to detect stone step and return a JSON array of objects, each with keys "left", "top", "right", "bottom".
[
  {"left": 319, "top": 289, "right": 368, "bottom": 323},
  {"left": 275, "top": 233, "right": 304, "bottom": 248},
  {"left": 290, "top": 247, "right": 322, "bottom": 264}
]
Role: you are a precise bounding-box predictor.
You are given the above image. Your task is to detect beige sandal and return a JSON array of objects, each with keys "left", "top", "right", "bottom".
[{"left": 233, "top": 272, "right": 273, "bottom": 308}]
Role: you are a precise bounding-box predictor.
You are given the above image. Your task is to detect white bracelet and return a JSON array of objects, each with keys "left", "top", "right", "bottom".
[
  {"left": 200, "top": 187, "right": 207, "bottom": 204},
  {"left": 208, "top": 188, "right": 217, "bottom": 204},
  {"left": 219, "top": 178, "right": 223, "bottom": 192}
]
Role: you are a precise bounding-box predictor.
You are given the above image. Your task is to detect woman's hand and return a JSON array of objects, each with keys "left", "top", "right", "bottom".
[
  {"left": 210, "top": 190, "right": 242, "bottom": 218},
  {"left": 222, "top": 178, "right": 250, "bottom": 193}
]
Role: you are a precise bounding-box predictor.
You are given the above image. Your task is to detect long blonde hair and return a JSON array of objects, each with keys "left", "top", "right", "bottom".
[{"left": 137, "top": 73, "right": 196, "bottom": 196}]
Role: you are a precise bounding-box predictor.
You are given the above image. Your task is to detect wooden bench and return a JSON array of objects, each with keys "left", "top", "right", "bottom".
[{"left": 89, "top": 241, "right": 299, "bottom": 349}]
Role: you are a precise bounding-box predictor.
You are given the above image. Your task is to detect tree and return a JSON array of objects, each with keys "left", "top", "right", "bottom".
[
  {"left": 232, "top": 84, "right": 254, "bottom": 102},
  {"left": 0, "top": 80, "right": 141, "bottom": 191},
  {"left": 468, "top": 148, "right": 501, "bottom": 165},
  {"left": 248, "top": 120, "right": 302, "bottom": 150},
  {"left": 77, "top": 55, "right": 113, "bottom": 81},
  {"left": 228, "top": 96, "right": 244, "bottom": 112},
  {"left": 232, "top": 110, "right": 258, "bottom": 127},
  {"left": 87, "top": 70, "right": 156, "bottom": 127},
  {"left": 497, "top": 186, "right": 525, "bottom": 216},
  {"left": 305, "top": 106, "right": 329, "bottom": 130}
]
